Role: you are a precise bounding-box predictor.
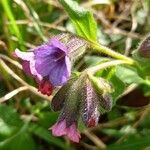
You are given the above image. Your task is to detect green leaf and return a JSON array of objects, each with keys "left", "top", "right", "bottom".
[
  {"left": 37, "top": 112, "right": 58, "bottom": 128},
  {"left": 1, "top": 0, "right": 24, "bottom": 50},
  {"left": 0, "top": 132, "right": 36, "bottom": 150},
  {"left": 110, "top": 74, "right": 125, "bottom": 101},
  {"left": 0, "top": 115, "right": 35, "bottom": 150},
  {"left": 9, "top": 133, "right": 36, "bottom": 150},
  {"left": 105, "top": 67, "right": 126, "bottom": 101},
  {"left": 0, "top": 104, "right": 23, "bottom": 140},
  {"left": 59, "top": 0, "right": 97, "bottom": 42},
  {"left": 116, "top": 66, "right": 144, "bottom": 84},
  {"left": 0, "top": 104, "right": 22, "bottom": 127},
  {"left": 108, "top": 134, "right": 150, "bottom": 150},
  {"left": 140, "top": 115, "right": 150, "bottom": 128}
]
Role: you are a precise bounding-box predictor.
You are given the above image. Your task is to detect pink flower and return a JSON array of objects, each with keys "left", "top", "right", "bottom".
[{"left": 51, "top": 120, "right": 81, "bottom": 143}]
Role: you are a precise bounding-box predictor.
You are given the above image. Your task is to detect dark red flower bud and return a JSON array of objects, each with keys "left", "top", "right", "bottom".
[{"left": 38, "top": 79, "right": 53, "bottom": 96}]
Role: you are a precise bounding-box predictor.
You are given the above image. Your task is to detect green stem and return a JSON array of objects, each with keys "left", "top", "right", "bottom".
[
  {"left": 91, "top": 42, "right": 135, "bottom": 65},
  {"left": 88, "top": 60, "right": 129, "bottom": 74}
]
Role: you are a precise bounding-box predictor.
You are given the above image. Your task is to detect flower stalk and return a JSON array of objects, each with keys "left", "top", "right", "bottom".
[
  {"left": 90, "top": 42, "right": 135, "bottom": 65},
  {"left": 87, "top": 60, "right": 130, "bottom": 75}
]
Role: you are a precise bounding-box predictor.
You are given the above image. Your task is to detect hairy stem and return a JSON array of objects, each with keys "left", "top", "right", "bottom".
[
  {"left": 91, "top": 42, "right": 135, "bottom": 65},
  {"left": 88, "top": 60, "right": 129, "bottom": 74}
]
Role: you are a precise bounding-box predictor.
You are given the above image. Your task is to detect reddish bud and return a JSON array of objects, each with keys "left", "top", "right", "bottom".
[
  {"left": 87, "top": 117, "right": 97, "bottom": 127},
  {"left": 38, "top": 79, "right": 53, "bottom": 96}
]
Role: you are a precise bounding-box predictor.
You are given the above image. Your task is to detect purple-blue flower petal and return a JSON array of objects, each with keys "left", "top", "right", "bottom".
[
  {"left": 48, "top": 58, "right": 70, "bottom": 86},
  {"left": 35, "top": 56, "right": 55, "bottom": 77},
  {"left": 15, "top": 49, "right": 34, "bottom": 61},
  {"left": 34, "top": 45, "right": 57, "bottom": 58},
  {"left": 50, "top": 38, "right": 68, "bottom": 53}
]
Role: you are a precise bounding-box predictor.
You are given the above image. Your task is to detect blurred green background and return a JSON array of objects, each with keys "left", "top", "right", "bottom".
[{"left": 0, "top": 0, "right": 150, "bottom": 149}]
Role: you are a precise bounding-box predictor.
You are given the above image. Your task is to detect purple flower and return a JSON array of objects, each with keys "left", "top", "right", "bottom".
[
  {"left": 51, "top": 120, "right": 81, "bottom": 143},
  {"left": 15, "top": 38, "right": 71, "bottom": 95}
]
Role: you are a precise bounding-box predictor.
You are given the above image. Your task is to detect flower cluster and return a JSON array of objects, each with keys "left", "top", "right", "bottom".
[
  {"left": 15, "top": 34, "right": 112, "bottom": 143},
  {"left": 51, "top": 74, "right": 112, "bottom": 142}
]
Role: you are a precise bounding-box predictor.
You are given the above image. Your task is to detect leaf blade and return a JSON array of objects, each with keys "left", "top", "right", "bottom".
[{"left": 59, "top": 0, "right": 97, "bottom": 42}]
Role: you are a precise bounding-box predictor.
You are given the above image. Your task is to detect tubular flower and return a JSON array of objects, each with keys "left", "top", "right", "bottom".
[
  {"left": 51, "top": 77, "right": 81, "bottom": 142},
  {"left": 15, "top": 37, "right": 71, "bottom": 95},
  {"left": 15, "top": 34, "right": 87, "bottom": 96},
  {"left": 50, "top": 75, "right": 113, "bottom": 142},
  {"left": 51, "top": 120, "right": 81, "bottom": 143}
]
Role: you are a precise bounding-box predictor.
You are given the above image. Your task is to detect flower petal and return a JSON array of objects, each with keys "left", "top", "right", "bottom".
[
  {"left": 34, "top": 44, "right": 57, "bottom": 58},
  {"left": 66, "top": 124, "right": 81, "bottom": 143},
  {"left": 22, "top": 61, "right": 32, "bottom": 76},
  {"left": 65, "top": 56, "right": 71, "bottom": 77},
  {"left": 35, "top": 56, "right": 55, "bottom": 77},
  {"left": 15, "top": 49, "right": 34, "bottom": 61},
  {"left": 51, "top": 120, "right": 67, "bottom": 136},
  {"left": 48, "top": 59, "right": 70, "bottom": 86},
  {"left": 15, "top": 49, "right": 42, "bottom": 80},
  {"left": 50, "top": 38, "right": 68, "bottom": 53}
]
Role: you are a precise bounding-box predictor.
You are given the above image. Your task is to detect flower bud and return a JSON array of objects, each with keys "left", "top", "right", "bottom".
[
  {"left": 51, "top": 78, "right": 77, "bottom": 111},
  {"left": 50, "top": 77, "right": 82, "bottom": 143},
  {"left": 80, "top": 77, "right": 100, "bottom": 127},
  {"left": 138, "top": 35, "right": 150, "bottom": 58},
  {"left": 88, "top": 73, "right": 112, "bottom": 94},
  {"left": 99, "top": 93, "right": 113, "bottom": 113},
  {"left": 66, "top": 36, "right": 88, "bottom": 62},
  {"left": 50, "top": 73, "right": 113, "bottom": 141}
]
